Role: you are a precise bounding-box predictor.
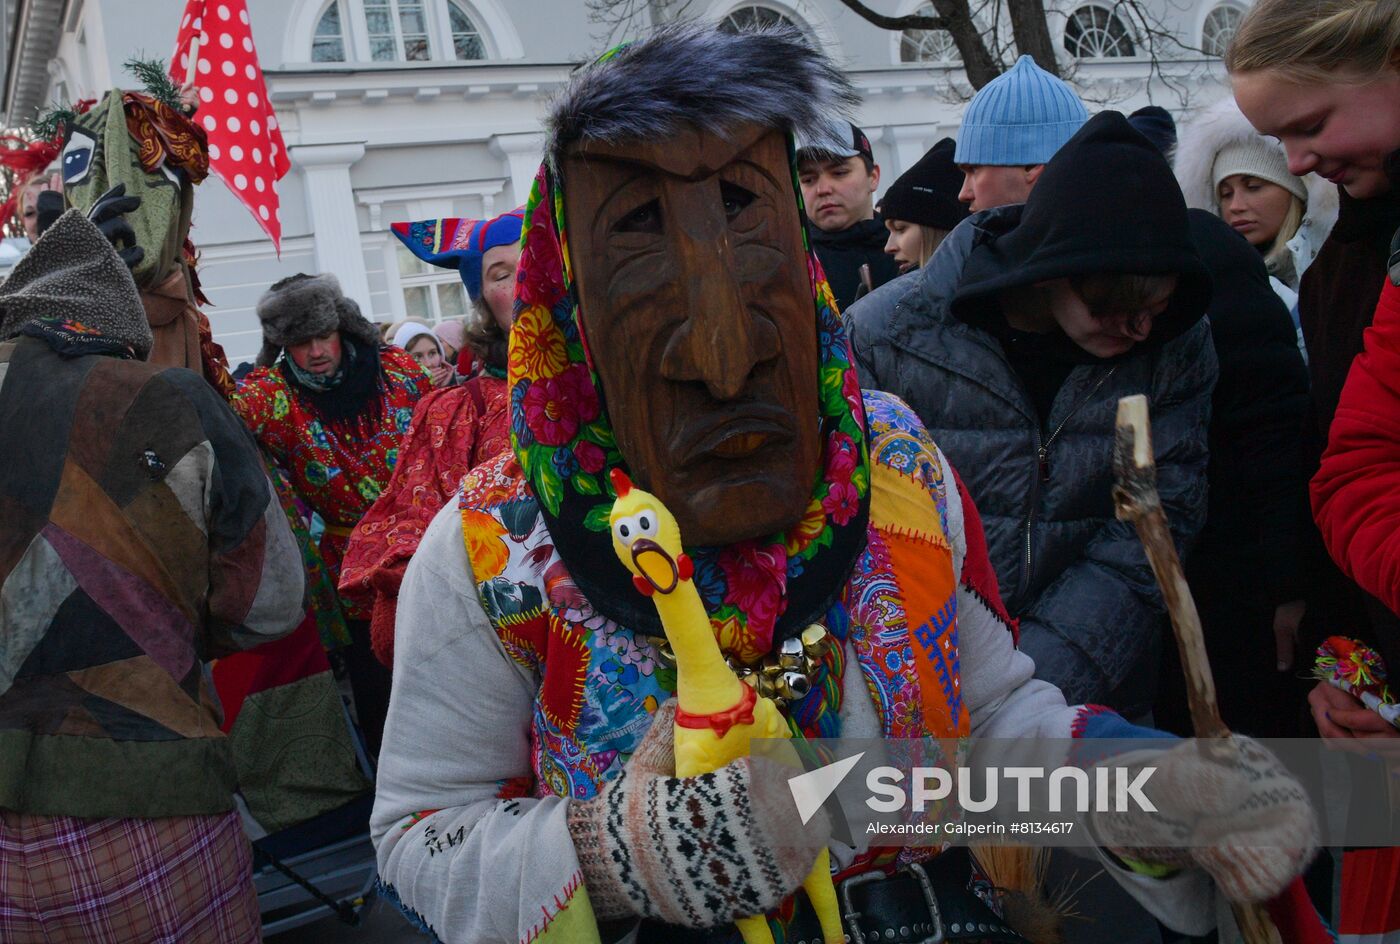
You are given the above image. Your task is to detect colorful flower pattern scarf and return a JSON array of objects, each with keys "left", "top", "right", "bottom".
[{"left": 507, "top": 152, "right": 870, "bottom": 663}]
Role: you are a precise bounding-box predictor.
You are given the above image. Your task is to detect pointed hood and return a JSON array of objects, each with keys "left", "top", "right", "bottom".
[{"left": 0, "top": 208, "right": 151, "bottom": 358}]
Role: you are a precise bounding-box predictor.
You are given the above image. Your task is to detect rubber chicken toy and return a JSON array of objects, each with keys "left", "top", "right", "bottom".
[{"left": 608, "top": 468, "right": 842, "bottom": 944}]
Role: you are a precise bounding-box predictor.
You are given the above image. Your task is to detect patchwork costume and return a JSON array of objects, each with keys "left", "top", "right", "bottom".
[
  {"left": 0, "top": 210, "right": 304, "bottom": 942},
  {"left": 369, "top": 31, "right": 1235, "bottom": 943}
]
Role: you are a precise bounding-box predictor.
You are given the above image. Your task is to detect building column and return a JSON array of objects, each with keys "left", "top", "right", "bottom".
[
  {"left": 290, "top": 142, "right": 371, "bottom": 309},
  {"left": 489, "top": 132, "right": 546, "bottom": 208},
  {"left": 888, "top": 124, "right": 940, "bottom": 179}
]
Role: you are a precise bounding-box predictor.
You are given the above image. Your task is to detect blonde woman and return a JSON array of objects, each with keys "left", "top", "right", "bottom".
[
  {"left": 1176, "top": 96, "right": 1336, "bottom": 339},
  {"left": 878, "top": 138, "right": 969, "bottom": 274},
  {"left": 1228, "top": 0, "right": 1400, "bottom": 751}
]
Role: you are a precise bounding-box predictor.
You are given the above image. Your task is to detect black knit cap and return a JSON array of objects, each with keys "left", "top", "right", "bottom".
[
  {"left": 879, "top": 138, "right": 969, "bottom": 231},
  {"left": 1127, "top": 105, "right": 1177, "bottom": 160},
  {"left": 951, "top": 110, "right": 1211, "bottom": 346}
]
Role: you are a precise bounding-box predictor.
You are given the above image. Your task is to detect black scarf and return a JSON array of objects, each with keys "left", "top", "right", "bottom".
[{"left": 279, "top": 339, "right": 387, "bottom": 438}]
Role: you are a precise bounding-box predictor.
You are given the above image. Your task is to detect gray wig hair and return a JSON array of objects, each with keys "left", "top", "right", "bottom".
[{"left": 544, "top": 23, "right": 860, "bottom": 169}]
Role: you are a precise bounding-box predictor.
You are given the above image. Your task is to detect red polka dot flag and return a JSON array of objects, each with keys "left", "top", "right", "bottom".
[{"left": 170, "top": 0, "right": 290, "bottom": 250}]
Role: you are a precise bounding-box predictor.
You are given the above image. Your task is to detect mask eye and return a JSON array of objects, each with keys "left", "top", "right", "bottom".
[
  {"left": 61, "top": 131, "right": 96, "bottom": 186},
  {"left": 614, "top": 199, "right": 661, "bottom": 235}
]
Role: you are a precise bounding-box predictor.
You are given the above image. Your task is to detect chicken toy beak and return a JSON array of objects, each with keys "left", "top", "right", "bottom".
[{"left": 630, "top": 539, "right": 678, "bottom": 595}]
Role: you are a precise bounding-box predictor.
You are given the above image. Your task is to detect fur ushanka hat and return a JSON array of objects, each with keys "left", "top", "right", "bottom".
[{"left": 253, "top": 272, "right": 382, "bottom": 367}]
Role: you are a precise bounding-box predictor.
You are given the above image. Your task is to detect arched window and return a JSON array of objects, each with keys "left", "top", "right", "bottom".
[
  {"left": 720, "top": 4, "right": 798, "bottom": 33},
  {"left": 447, "top": 1, "right": 485, "bottom": 59},
  {"left": 1063, "top": 5, "right": 1136, "bottom": 58},
  {"left": 365, "top": 0, "right": 429, "bottom": 61},
  {"left": 313, "top": 1, "right": 347, "bottom": 62},
  {"left": 900, "top": 3, "right": 960, "bottom": 64},
  {"left": 305, "top": 0, "right": 491, "bottom": 62},
  {"left": 1202, "top": 3, "right": 1244, "bottom": 58}
]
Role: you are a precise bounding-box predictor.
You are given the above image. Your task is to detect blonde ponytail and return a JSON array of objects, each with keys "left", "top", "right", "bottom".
[{"left": 1227, "top": 0, "right": 1400, "bottom": 84}]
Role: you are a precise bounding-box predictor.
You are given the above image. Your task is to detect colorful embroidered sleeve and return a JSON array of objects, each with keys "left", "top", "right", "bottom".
[
  {"left": 371, "top": 502, "right": 601, "bottom": 944},
  {"left": 230, "top": 368, "right": 282, "bottom": 443}
]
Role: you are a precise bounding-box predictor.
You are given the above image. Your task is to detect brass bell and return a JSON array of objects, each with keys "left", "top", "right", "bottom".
[
  {"left": 801, "top": 624, "right": 831, "bottom": 659},
  {"left": 777, "top": 636, "right": 806, "bottom": 669},
  {"left": 775, "top": 670, "right": 812, "bottom": 702}
]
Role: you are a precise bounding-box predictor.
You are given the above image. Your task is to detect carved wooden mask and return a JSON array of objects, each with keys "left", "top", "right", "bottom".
[{"left": 562, "top": 123, "right": 821, "bottom": 546}]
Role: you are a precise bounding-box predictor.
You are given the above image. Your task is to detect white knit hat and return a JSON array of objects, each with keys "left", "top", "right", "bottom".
[{"left": 1212, "top": 139, "right": 1308, "bottom": 203}]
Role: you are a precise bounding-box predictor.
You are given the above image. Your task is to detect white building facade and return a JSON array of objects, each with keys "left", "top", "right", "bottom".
[{"left": 4, "top": 0, "right": 1245, "bottom": 365}]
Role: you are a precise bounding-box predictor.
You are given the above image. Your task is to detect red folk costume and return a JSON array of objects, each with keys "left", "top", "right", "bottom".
[
  {"left": 340, "top": 209, "right": 524, "bottom": 663},
  {"left": 340, "top": 374, "right": 509, "bottom": 662},
  {"left": 234, "top": 345, "right": 428, "bottom": 619}
]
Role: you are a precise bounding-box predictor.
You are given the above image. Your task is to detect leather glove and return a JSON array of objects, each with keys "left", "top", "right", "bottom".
[
  {"left": 1090, "top": 735, "right": 1317, "bottom": 903},
  {"left": 86, "top": 184, "right": 144, "bottom": 271},
  {"left": 34, "top": 189, "right": 64, "bottom": 238},
  {"left": 567, "top": 699, "right": 830, "bottom": 927}
]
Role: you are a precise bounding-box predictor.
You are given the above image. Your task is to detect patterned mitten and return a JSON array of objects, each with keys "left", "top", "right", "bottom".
[
  {"left": 1090, "top": 735, "right": 1317, "bottom": 902},
  {"left": 567, "top": 700, "right": 831, "bottom": 927}
]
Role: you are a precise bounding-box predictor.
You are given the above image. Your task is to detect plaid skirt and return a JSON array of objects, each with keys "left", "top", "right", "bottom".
[{"left": 0, "top": 809, "right": 260, "bottom": 943}]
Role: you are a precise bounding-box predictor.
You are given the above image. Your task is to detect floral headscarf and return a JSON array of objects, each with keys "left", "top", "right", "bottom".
[{"left": 506, "top": 138, "right": 871, "bottom": 662}]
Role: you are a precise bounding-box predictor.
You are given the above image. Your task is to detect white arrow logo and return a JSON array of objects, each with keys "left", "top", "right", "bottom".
[{"left": 787, "top": 751, "right": 865, "bottom": 825}]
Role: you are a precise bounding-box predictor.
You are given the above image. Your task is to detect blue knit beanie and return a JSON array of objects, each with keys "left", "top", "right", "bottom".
[{"left": 955, "top": 55, "right": 1089, "bottom": 166}]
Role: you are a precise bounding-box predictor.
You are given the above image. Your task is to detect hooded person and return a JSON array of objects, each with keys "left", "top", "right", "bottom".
[
  {"left": 369, "top": 28, "right": 1315, "bottom": 944},
  {"left": 232, "top": 272, "right": 430, "bottom": 758},
  {"left": 849, "top": 112, "right": 1217, "bottom": 720},
  {"left": 340, "top": 208, "right": 524, "bottom": 666},
  {"left": 878, "top": 137, "right": 969, "bottom": 274},
  {"left": 434, "top": 318, "right": 466, "bottom": 365},
  {"left": 0, "top": 209, "right": 303, "bottom": 941}
]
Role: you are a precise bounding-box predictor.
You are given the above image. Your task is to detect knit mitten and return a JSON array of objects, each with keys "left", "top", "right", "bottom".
[
  {"left": 1090, "top": 735, "right": 1317, "bottom": 902},
  {"left": 567, "top": 700, "right": 831, "bottom": 927}
]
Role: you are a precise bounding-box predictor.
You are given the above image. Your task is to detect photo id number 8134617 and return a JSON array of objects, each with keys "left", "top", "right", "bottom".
[{"left": 1008, "top": 822, "right": 1075, "bottom": 835}]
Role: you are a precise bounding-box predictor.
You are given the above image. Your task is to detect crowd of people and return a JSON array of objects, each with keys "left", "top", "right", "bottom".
[{"left": 0, "top": 0, "right": 1398, "bottom": 941}]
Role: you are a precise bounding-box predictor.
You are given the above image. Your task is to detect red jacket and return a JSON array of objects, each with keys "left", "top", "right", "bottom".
[
  {"left": 339, "top": 374, "right": 510, "bottom": 665},
  {"left": 1312, "top": 276, "right": 1400, "bottom": 620}
]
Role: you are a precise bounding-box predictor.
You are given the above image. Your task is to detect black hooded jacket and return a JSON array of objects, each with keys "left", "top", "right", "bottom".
[
  {"left": 1151, "top": 211, "right": 1311, "bottom": 737},
  {"left": 808, "top": 216, "right": 901, "bottom": 313},
  {"left": 1188, "top": 210, "right": 1309, "bottom": 602},
  {"left": 846, "top": 113, "right": 1218, "bottom": 716}
]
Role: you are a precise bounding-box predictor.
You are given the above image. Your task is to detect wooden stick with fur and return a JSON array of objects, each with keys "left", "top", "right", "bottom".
[{"left": 1111, "top": 395, "right": 1279, "bottom": 944}]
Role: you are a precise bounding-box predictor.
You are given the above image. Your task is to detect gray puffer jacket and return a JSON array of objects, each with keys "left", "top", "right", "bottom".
[{"left": 847, "top": 208, "right": 1217, "bottom": 715}]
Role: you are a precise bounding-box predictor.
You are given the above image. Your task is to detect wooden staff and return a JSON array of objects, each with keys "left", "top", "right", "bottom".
[
  {"left": 1111, "top": 394, "right": 1280, "bottom": 944},
  {"left": 185, "top": 36, "right": 200, "bottom": 86}
]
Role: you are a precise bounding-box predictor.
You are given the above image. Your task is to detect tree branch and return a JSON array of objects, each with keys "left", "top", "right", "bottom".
[
  {"left": 1006, "top": 0, "right": 1060, "bottom": 76},
  {"left": 830, "top": 0, "right": 950, "bottom": 31}
]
